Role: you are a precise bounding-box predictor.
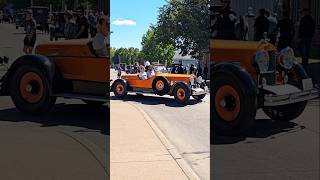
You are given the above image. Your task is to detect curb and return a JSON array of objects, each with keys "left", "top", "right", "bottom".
[
  {"left": 130, "top": 103, "right": 201, "bottom": 180},
  {"left": 56, "top": 130, "right": 110, "bottom": 177}
]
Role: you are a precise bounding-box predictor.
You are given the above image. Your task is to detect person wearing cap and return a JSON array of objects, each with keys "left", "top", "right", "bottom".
[
  {"left": 92, "top": 15, "right": 109, "bottom": 57},
  {"left": 215, "top": 0, "right": 237, "bottom": 40},
  {"left": 23, "top": 11, "right": 37, "bottom": 54}
]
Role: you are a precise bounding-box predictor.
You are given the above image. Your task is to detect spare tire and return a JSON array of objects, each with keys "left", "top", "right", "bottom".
[{"left": 152, "top": 77, "right": 170, "bottom": 96}]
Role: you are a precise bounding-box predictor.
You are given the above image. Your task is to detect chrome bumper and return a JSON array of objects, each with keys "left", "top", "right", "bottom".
[
  {"left": 264, "top": 88, "right": 319, "bottom": 106},
  {"left": 192, "top": 87, "right": 207, "bottom": 96}
]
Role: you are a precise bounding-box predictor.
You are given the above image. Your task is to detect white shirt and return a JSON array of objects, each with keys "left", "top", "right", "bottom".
[
  {"left": 93, "top": 32, "right": 108, "bottom": 57},
  {"left": 147, "top": 70, "right": 155, "bottom": 78},
  {"left": 138, "top": 72, "right": 148, "bottom": 80}
]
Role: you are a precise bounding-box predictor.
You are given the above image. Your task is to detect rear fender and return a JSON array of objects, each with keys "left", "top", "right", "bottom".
[{"left": 1, "top": 55, "right": 55, "bottom": 95}]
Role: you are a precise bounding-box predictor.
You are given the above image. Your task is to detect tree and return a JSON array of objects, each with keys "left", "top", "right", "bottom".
[
  {"left": 153, "top": 0, "right": 210, "bottom": 59},
  {"left": 141, "top": 29, "right": 175, "bottom": 66},
  {"left": 112, "top": 47, "right": 142, "bottom": 65}
]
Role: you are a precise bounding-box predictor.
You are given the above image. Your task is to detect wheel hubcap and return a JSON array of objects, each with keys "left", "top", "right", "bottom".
[
  {"left": 215, "top": 85, "right": 240, "bottom": 122},
  {"left": 19, "top": 72, "right": 44, "bottom": 104}
]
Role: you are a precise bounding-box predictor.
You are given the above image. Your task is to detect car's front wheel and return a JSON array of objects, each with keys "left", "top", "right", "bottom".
[
  {"left": 212, "top": 73, "right": 257, "bottom": 135},
  {"left": 112, "top": 80, "right": 127, "bottom": 98},
  {"left": 9, "top": 65, "right": 56, "bottom": 114},
  {"left": 173, "top": 82, "right": 191, "bottom": 104}
]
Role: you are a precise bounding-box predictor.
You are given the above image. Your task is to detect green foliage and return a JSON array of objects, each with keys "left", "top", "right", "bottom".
[
  {"left": 112, "top": 47, "right": 142, "bottom": 65},
  {"left": 153, "top": 0, "right": 210, "bottom": 59},
  {"left": 141, "top": 29, "right": 176, "bottom": 66}
]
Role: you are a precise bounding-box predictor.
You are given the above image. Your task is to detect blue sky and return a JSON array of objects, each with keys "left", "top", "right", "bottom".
[{"left": 110, "top": 0, "right": 167, "bottom": 49}]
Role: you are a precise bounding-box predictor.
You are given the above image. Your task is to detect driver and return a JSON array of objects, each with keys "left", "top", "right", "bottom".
[
  {"left": 146, "top": 65, "right": 155, "bottom": 78},
  {"left": 92, "top": 15, "right": 109, "bottom": 57}
]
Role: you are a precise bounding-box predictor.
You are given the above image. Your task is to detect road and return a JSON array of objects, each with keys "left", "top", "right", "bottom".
[
  {"left": 110, "top": 69, "right": 210, "bottom": 179},
  {"left": 0, "top": 23, "right": 109, "bottom": 178},
  {"left": 211, "top": 100, "right": 320, "bottom": 180}
]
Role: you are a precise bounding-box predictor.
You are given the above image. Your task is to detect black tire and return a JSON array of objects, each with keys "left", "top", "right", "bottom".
[
  {"left": 212, "top": 72, "right": 257, "bottom": 135},
  {"left": 112, "top": 80, "right": 127, "bottom": 98},
  {"left": 9, "top": 65, "right": 56, "bottom": 114},
  {"left": 152, "top": 77, "right": 170, "bottom": 96},
  {"left": 262, "top": 63, "right": 308, "bottom": 121},
  {"left": 193, "top": 94, "right": 206, "bottom": 101},
  {"left": 82, "top": 100, "right": 105, "bottom": 106},
  {"left": 173, "top": 82, "right": 191, "bottom": 104}
]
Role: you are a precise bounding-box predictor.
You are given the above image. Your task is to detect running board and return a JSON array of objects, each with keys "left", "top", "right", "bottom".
[{"left": 53, "top": 93, "right": 109, "bottom": 102}]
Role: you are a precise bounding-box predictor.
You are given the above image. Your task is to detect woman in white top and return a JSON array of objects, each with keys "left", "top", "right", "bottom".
[{"left": 138, "top": 65, "right": 148, "bottom": 80}]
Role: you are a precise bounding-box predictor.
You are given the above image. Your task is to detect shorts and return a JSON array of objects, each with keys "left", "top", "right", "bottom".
[{"left": 24, "top": 36, "right": 36, "bottom": 47}]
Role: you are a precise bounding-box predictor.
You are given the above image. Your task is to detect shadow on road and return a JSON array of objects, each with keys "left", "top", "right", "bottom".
[
  {"left": 211, "top": 119, "right": 305, "bottom": 145},
  {"left": 110, "top": 94, "right": 202, "bottom": 107},
  {"left": 0, "top": 103, "right": 110, "bottom": 135}
]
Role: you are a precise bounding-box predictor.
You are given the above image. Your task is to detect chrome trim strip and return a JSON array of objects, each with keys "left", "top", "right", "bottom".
[{"left": 264, "top": 89, "right": 319, "bottom": 106}]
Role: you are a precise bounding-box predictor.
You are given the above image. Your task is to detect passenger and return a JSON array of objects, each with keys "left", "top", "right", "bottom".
[
  {"left": 146, "top": 65, "right": 155, "bottom": 78},
  {"left": 92, "top": 15, "right": 109, "bottom": 57},
  {"left": 138, "top": 65, "right": 148, "bottom": 80}
]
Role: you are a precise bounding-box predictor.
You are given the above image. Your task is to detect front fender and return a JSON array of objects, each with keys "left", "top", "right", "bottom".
[
  {"left": 211, "top": 62, "right": 258, "bottom": 97},
  {"left": 1, "top": 55, "right": 55, "bottom": 95}
]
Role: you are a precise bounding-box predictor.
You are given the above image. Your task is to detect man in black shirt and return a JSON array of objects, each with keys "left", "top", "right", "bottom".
[
  {"left": 215, "top": 0, "right": 237, "bottom": 40},
  {"left": 274, "top": 11, "right": 295, "bottom": 51},
  {"left": 254, "top": 9, "right": 269, "bottom": 41},
  {"left": 75, "top": 8, "right": 89, "bottom": 39},
  {"left": 298, "top": 8, "right": 315, "bottom": 67}
]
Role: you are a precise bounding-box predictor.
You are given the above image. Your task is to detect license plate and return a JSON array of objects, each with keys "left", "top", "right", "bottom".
[{"left": 302, "top": 78, "right": 313, "bottom": 90}]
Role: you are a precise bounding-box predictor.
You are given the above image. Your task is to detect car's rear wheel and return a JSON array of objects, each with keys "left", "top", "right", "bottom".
[
  {"left": 112, "top": 80, "right": 127, "bottom": 98},
  {"left": 152, "top": 77, "right": 170, "bottom": 96},
  {"left": 9, "top": 65, "right": 56, "bottom": 114},
  {"left": 212, "top": 73, "right": 257, "bottom": 135},
  {"left": 173, "top": 82, "right": 191, "bottom": 104}
]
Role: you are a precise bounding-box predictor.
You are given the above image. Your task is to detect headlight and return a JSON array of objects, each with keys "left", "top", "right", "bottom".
[
  {"left": 279, "top": 47, "right": 296, "bottom": 69},
  {"left": 255, "top": 50, "right": 269, "bottom": 73}
]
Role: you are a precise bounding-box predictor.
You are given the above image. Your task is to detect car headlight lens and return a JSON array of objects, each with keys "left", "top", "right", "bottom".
[
  {"left": 255, "top": 50, "right": 269, "bottom": 73},
  {"left": 279, "top": 47, "right": 296, "bottom": 69}
]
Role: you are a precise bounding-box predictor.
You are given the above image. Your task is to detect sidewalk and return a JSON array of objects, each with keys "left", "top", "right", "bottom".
[
  {"left": 110, "top": 101, "right": 189, "bottom": 180},
  {"left": 0, "top": 122, "right": 109, "bottom": 180}
]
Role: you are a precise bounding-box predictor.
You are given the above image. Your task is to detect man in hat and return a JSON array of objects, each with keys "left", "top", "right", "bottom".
[{"left": 23, "top": 10, "right": 37, "bottom": 54}]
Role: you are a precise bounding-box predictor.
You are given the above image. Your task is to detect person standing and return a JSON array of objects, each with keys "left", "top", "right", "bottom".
[
  {"left": 177, "top": 64, "right": 184, "bottom": 74},
  {"left": 23, "top": 11, "right": 37, "bottom": 54},
  {"left": 197, "top": 64, "right": 202, "bottom": 77},
  {"left": 254, "top": 9, "right": 269, "bottom": 41},
  {"left": 235, "top": 16, "right": 249, "bottom": 40},
  {"left": 215, "top": 0, "right": 237, "bottom": 40},
  {"left": 203, "top": 64, "right": 208, "bottom": 80},
  {"left": 189, "top": 64, "right": 195, "bottom": 75},
  {"left": 75, "top": 8, "right": 89, "bottom": 39},
  {"left": 274, "top": 11, "right": 295, "bottom": 51},
  {"left": 298, "top": 8, "right": 315, "bottom": 67}
]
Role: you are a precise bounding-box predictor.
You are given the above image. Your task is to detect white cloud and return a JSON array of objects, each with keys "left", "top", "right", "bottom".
[{"left": 112, "top": 18, "right": 137, "bottom": 26}]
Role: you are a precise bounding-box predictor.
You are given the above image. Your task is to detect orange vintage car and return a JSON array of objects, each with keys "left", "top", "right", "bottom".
[
  {"left": 0, "top": 39, "right": 109, "bottom": 114},
  {"left": 111, "top": 67, "right": 207, "bottom": 104},
  {"left": 211, "top": 39, "right": 319, "bottom": 135}
]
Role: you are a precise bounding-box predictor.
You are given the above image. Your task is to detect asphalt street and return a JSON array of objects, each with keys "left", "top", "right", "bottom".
[
  {"left": 211, "top": 99, "right": 320, "bottom": 180},
  {"left": 110, "top": 69, "right": 210, "bottom": 180},
  {"left": 0, "top": 23, "right": 109, "bottom": 178}
]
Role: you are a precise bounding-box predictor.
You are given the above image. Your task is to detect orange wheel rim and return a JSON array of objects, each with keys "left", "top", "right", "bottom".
[
  {"left": 156, "top": 81, "right": 164, "bottom": 91},
  {"left": 116, "top": 84, "right": 124, "bottom": 94},
  {"left": 19, "top": 72, "right": 44, "bottom": 104},
  {"left": 176, "top": 88, "right": 186, "bottom": 101},
  {"left": 215, "top": 85, "right": 240, "bottom": 122}
]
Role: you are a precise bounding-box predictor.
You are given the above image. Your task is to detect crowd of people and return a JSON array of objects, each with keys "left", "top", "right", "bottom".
[
  {"left": 171, "top": 64, "right": 209, "bottom": 80},
  {"left": 212, "top": 0, "right": 316, "bottom": 66},
  {"left": 20, "top": 8, "right": 109, "bottom": 57}
]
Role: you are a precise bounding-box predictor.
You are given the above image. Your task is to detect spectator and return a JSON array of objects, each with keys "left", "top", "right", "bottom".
[
  {"left": 215, "top": 0, "right": 237, "bottom": 40},
  {"left": 177, "top": 64, "right": 184, "bottom": 74},
  {"left": 254, "top": 9, "right": 269, "bottom": 41},
  {"left": 189, "top": 64, "right": 195, "bottom": 75},
  {"left": 93, "top": 15, "right": 109, "bottom": 57},
  {"left": 88, "top": 12, "right": 97, "bottom": 38},
  {"left": 23, "top": 11, "right": 37, "bottom": 54},
  {"left": 298, "top": 8, "right": 315, "bottom": 68},
  {"left": 203, "top": 64, "right": 208, "bottom": 80},
  {"left": 235, "top": 16, "right": 249, "bottom": 40},
  {"left": 274, "top": 11, "right": 295, "bottom": 51},
  {"left": 197, "top": 64, "right": 202, "bottom": 77},
  {"left": 265, "top": 11, "right": 278, "bottom": 44},
  {"left": 75, "top": 8, "right": 89, "bottom": 39}
]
